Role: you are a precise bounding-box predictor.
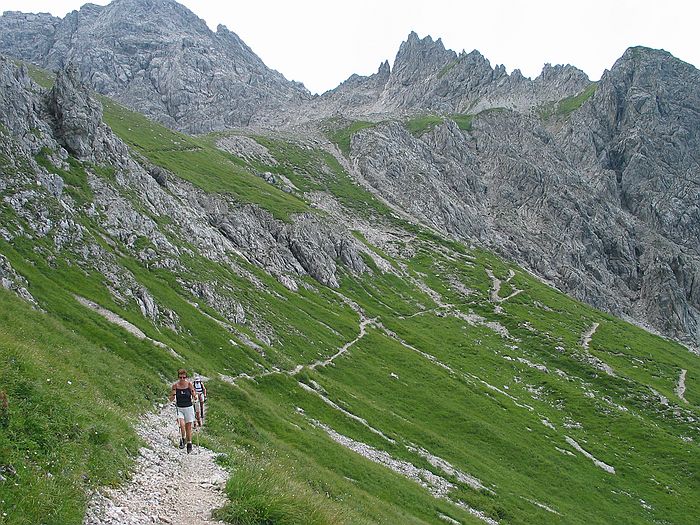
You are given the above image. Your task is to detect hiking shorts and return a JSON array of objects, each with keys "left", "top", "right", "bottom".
[{"left": 176, "top": 405, "right": 195, "bottom": 424}]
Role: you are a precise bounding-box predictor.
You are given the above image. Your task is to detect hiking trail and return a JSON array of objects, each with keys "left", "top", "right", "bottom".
[{"left": 83, "top": 404, "right": 228, "bottom": 525}]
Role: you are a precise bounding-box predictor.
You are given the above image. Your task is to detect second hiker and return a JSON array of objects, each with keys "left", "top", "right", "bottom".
[{"left": 193, "top": 374, "right": 207, "bottom": 425}]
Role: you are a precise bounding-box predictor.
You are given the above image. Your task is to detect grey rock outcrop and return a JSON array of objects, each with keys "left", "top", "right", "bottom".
[
  {"left": 560, "top": 47, "right": 700, "bottom": 251},
  {"left": 299, "top": 32, "right": 590, "bottom": 122},
  {"left": 349, "top": 47, "right": 700, "bottom": 346},
  {"left": 555, "top": 46, "right": 700, "bottom": 342},
  {"left": 0, "top": 0, "right": 310, "bottom": 132},
  {"left": 48, "top": 64, "right": 111, "bottom": 161},
  {"left": 0, "top": 55, "right": 55, "bottom": 154},
  {"left": 0, "top": 254, "right": 38, "bottom": 306},
  {"left": 0, "top": 58, "right": 369, "bottom": 343}
]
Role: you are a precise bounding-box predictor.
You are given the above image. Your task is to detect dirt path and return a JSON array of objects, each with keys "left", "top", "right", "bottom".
[
  {"left": 222, "top": 291, "right": 375, "bottom": 384},
  {"left": 83, "top": 405, "right": 228, "bottom": 525},
  {"left": 577, "top": 322, "right": 616, "bottom": 376},
  {"left": 309, "top": 317, "right": 375, "bottom": 370},
  {"left": 580, "top": 322, "right": 599, "bottom": 350},
  {"left": 485, "top": 268, "right": 522, "bottom": 307},
  {"left": 676, "top": 369, "right": 688, "bottom": 403}
]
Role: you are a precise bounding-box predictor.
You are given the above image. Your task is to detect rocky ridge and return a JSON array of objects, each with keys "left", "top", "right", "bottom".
[
  {"left": 0, "top": 55, "right": 370, "bottom": 347},
  {"left": 0, "top": 6, "right": 590, "bottom": 130},
  {"left": 0, "top": 0, "right": 698, "bottom": 346},
  {"left": 0, "top": 0, "right": 310, "bottom": 132},
  {"left": 347, "top": 46, "right": 700, "bottom": 346},
  {"left": 300, "top": 32, "right": 590, "bottom": 122}
]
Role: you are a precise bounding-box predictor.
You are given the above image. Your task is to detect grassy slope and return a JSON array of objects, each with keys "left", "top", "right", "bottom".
[
  {"left": 192, "top": 136, "right": 699, "bottom": 524},
  {"left": 327, "top": 121, "right": 377, "bottom": 156},
  {"left": 100, "top": 97, "right": 308, "bottom": 221},
  {"left": 1, "top": 68, "right": 698, "bottom": 524},
  {"left": 539, "top": 83, "right": 598, "bottom": 120}
]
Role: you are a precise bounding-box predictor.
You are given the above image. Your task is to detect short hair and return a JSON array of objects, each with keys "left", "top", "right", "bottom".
[{"left": 177, "top": 368, "right": 187, "bottom": 376}]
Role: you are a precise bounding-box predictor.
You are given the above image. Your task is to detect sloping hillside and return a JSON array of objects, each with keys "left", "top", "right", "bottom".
[
  {"left": 2, "top": 0, "right": 698, "bottom": 350},
  {"left": 0, "top": 57, "right": 698, "bottom": 525}
]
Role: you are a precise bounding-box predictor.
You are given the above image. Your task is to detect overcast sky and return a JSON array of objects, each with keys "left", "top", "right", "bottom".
[{"left": 3, "top": 0, "right": 699, "bottom": 94}]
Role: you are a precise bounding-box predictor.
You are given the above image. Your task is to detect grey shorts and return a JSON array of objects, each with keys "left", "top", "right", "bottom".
[{"left": 176, "top": 405, "right": 195, "bottom": 424}]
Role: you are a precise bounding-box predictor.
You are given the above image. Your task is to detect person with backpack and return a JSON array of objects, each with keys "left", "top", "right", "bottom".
[
  {"left": 193, "top": 374, "right": 207, "bottom": 424},
  {"left": 169, "top": 368, "right": 196, "bottom": 453}
]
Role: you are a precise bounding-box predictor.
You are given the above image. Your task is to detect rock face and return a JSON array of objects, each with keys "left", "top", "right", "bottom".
[
  {"left": 0, "top": 1, "right": 698, "bottom": 346},
  {"left": 557, "top": 47, "right": 700, "bottom": 341},
  {"left": 47, "top": 64, "right": 127, "bottom": 163},
  {"left": 350, "top": 47, "right": 700, "bottom": 346},
  {"left": 0, "top": 0, "right": 310, "bottom": 132},
  {"left": 0, "top": 56, "right": 368, "bottom": 343},
  {"left": 301, "top": 32, "right": 590, "bottom": 120},
  {"left": 379, "top": 32, "right": 590, "bottom": 114}
]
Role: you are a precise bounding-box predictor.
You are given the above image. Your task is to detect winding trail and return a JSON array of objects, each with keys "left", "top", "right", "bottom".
[
  {"left": 406, "top": 271, "right": 514, "bottom": 339},
  {"left": 577, "top": 322, "right": 616, "bottom": 376},
  {"left": 309, "top": 317, "right": 375, "bottom": 370},
  {"left": 676, "top": 369, "right": 688, "bottom": 403},
  {"left": 580, "top": 322, "right": 599, "bottom": 350},
  {"left": 84, "top": 405, "right": 228, "bottom": 525},
  {"left": 486, "top": 268, "right": 523, "bottom": 306},
  {"left": 221, "top": 291, "right": 377, "bottom": 385}
]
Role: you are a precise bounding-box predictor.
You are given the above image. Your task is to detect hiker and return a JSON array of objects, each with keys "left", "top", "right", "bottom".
[
  {"left": 193, "top": 374, "right": 207, "bottom": 424},
  {"left": 169, "top": 368, "right": 197, "bottom": 453}
]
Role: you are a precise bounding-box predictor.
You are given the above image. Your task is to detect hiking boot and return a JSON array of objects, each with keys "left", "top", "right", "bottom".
[
  {"left": 179, "top": 437, "right": 185, "bottom": 449},
  {"left": 187, "top": 442, "right": 192, "bottom": 454}
]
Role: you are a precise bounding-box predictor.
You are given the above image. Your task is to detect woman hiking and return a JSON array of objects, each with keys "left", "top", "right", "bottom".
[{"left": 169, "top": 368, "right": 197, "bottom": 453}]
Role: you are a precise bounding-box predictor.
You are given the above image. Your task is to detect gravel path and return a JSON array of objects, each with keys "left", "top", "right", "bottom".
[
  {"left": 676, "top": 369, "right": 688, "bottom": 403},
  {"left": 580, "top": 322, "right": 599, "bottom": 350},
  {"left": 83, "top": 405, "right": 229, "bottom": 525}
]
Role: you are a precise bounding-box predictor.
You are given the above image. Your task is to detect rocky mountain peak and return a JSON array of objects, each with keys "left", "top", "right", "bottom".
[
  {"left": 0, "top": 0, "right": 311, "bottom": 132},
  {"left": 103, "top": 0, "right": 209, "bottom": 33},
  {"left": 393, "top": 31, "right": 456, "bottom": 77},
  {"left": 537, "top": 63, "right": 588, "bottom": 84},
  {"left": 377, "top": 59, "right": 391, "bottom": 77},
  {"left": 605, "top": 45, "right": 698, "bottom": 101}
]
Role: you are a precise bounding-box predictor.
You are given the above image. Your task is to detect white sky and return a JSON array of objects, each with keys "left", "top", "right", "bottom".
[{"left": 2, "top": 0, "right": 698, "bottom": 94}]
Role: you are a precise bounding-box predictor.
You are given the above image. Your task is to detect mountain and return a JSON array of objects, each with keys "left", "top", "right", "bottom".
[
  {"left": 309, "top": 32, "right": 590, "bottom": 119},
  {"left": 1, "top": 54, "right": 698, "bottom": 525},
  {"left": 0, "top": 0, "right": 310, "bottom": 131},
  {"left": 0, "top": 2, "right": 699, "bottom": 524},
  {"left": 340, "top": 44, "right": 700, "bottom": 348},
  {"left": 4, "top": 2, "right": 696, "bottom": 347}
]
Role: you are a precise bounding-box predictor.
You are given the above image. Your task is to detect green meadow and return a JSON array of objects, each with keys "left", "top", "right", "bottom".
[{"left": 0, "top": 68, "right": 697, "bottom": 525}]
